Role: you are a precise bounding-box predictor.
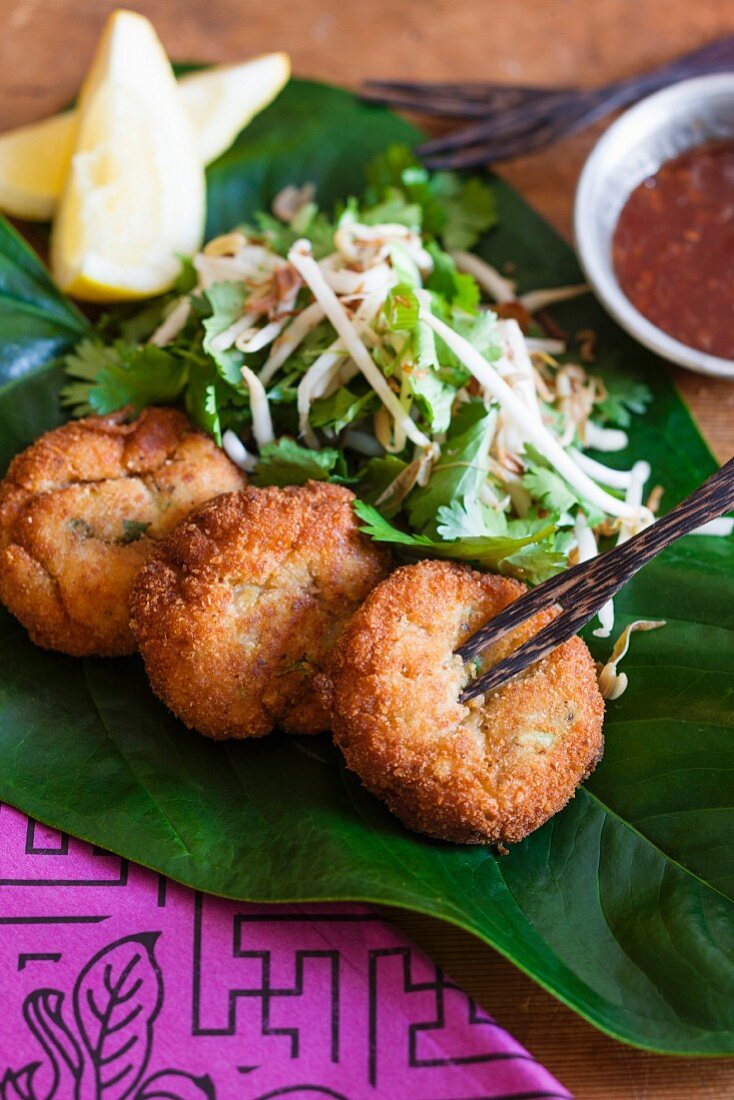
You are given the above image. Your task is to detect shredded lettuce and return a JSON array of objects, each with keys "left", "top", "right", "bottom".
[{"left": 384, "top": 285, "right": 420, "bottom": 332}]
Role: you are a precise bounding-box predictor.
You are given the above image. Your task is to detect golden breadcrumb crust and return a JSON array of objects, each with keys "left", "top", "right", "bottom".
[
  {"left": 129, "top": 481, "right": 391, "bottom": 739},
  {"left": 0, "top": 408, "right": 246, "bottom": 656},
  {"left": 322, "top": 558, "right": 605, "bottom": 845}
]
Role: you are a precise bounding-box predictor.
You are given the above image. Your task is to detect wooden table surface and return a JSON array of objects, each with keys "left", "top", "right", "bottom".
[{"left": 1, "top": 1, "right": 732, "bottom": 1096}]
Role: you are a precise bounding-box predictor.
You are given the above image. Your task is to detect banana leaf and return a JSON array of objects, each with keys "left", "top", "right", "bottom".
[{"left": 0, "top": 79, "right": 733, "bottom": 1055}]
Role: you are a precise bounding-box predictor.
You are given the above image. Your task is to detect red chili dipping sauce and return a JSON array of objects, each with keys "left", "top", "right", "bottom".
[{"left": 613, "top": 140, "right": 734, "bottom": 359}]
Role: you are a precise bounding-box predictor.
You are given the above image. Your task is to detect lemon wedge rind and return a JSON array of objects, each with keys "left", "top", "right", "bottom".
[{"left": 51, "top": 9, "right": 206, "bottom": 301}]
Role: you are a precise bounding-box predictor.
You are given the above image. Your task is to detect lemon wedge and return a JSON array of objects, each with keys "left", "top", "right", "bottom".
[
  {"left": 0, "top": 53, "right": 289, "bottom": 223},
  {"left": 0, "top": 111, "right": 77, "bottom": 221},
  {"left": 181, "top": 54, "right": 290, "bottom": 165},
  {"left": 51, "top": 9, "right": 206, "bottom": 301}
]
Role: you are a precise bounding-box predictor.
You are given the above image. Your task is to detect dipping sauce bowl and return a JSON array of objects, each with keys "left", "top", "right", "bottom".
[{"left": 574, "top": 73, "right": 734, "bottom": 380}]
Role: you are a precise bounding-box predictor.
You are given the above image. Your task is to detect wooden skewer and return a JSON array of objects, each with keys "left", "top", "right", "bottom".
[{"left": 457, "top": 458, "right": 734, "bottom": 703}]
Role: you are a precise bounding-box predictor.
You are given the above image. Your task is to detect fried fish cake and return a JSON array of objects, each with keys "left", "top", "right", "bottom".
[
  {"left": 129, "top": 481, "right": 391, "bottom": 739},
  {"left": 0, "top": 408, "right": 246, "bottom": 656},
  {"left": 322, "top": 558, "right": 604, "bottom": 846}
]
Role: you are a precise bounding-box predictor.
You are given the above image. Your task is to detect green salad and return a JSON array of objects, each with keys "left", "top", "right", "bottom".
[{"left": 62, "top": 143, "right": 693, "bottom": 647}]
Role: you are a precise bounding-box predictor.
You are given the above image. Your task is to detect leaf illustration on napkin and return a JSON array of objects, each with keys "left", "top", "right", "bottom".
[
  {"left": 134, "top": 1071, "right": 215, "bottom": 1100},
  {"left": 3, "top": 933, "right": 210, "bottom": 1100},
  {"left": 1, "top": 990, "right": 81, "bottom": 1100},
  {"left": 0, "top": 1065, "right": 38, "bottom": 1100},
  {"left": 24, "top": 989, "right": 83, "bottom": 1098},
  {"left": 72, "top": 933, "right": 163, "bottom": 1100}
]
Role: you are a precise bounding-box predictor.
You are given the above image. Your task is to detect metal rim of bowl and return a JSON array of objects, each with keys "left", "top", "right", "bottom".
[{"left": 574, "top": 73, "right": 734, "bottom": 381}]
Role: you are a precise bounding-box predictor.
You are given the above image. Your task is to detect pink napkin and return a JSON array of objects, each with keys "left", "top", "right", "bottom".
[{"left": 0, "top": 804, "right": 570, "bottom": 1099}]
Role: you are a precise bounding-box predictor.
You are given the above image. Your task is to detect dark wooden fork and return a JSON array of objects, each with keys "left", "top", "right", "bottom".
[
  {"left": 364, "top": 36, "right": 734, "bottom": 168},
  {"left": 458, "top": 457, "right": 734, "bottom": 702}
]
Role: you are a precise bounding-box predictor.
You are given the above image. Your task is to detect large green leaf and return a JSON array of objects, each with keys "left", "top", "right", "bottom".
[
  {"left": 1, "top": 79, "right": 733, "bottom": 1054},
  {"left": 204, "top": 78, "right": 418, "bottom": 238},
  {"left": 0, "top": 218, "right": 87, "bottom": 463}
]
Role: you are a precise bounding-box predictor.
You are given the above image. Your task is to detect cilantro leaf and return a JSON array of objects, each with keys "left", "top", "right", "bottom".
[
  {"left": 365, "top": 145, "right": 422, "bottom": 197},
  {"left": 111, "top": 299, "right": 173, "bottom": 344},
  {"left": 429, "top": 173, "right": 497, "bottom": 251},
  {"left": 202, "top": 281, "right": 248, "bottom": 383},
  {"left": 253, "top": 437, "right": 347, "bottom": 486},
  {"left": 500, "top": 540, "right": 567, "bottom": 585},
  {"left": 185, "top": 356, "right": 222, "bottom": 441},
  {"left": 426, "top": 306, "right": 499, "bottom": 385},
  {"left": 521, "top": 444, "right": 608, "bottom": 526},
  {"left": 251, "top": 203, "right": 335, "bottom": 260},
  {"left": 596, "top": 375, "right": 653, "bottom": 428},
  {"left": 354, "top": 500, "right": 561, "bottom": 582},
  {"left": 363, "top": 145, "right": 441, "bottom": 230},
  {"left": 364, "top": 144, "right": 495, "bottom": 251},
  {"left": 407, "top": 400, "right": 496, "bottom": 534},
  {"left": 361, "top": 190, "right": 423, "bottom": 231},
  {"left": 426, "top": 242, "right": 480, "bottom": 313},
  {"left": 437, "top": 498, "right": 565, "bottom": 544},
  {"left": 453, "top": 309, "right": 501, "bottom": 357},
  {"left": 523, "top": 464, "right": 579, "bottom": 515},
  {"left": 120, "top": 519, "right": 151, "bottom": 544},
  {"left": 436, "top": 497, "right": 499, "bottom": 539},
  {"left": 281, "top": 319, "right": 338, "bottom": 377},
  {"left": 309, "top": 387, "right": 377, "bottom": 433},
  {"left": 357, "top": 456, "right": 410, "bottom": 518},
  {"left": 62, "top": 339, "right": 187, "bottom": 417},
  {"left": 435, "top": 499, "right": 567, "bottom": 582}
]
